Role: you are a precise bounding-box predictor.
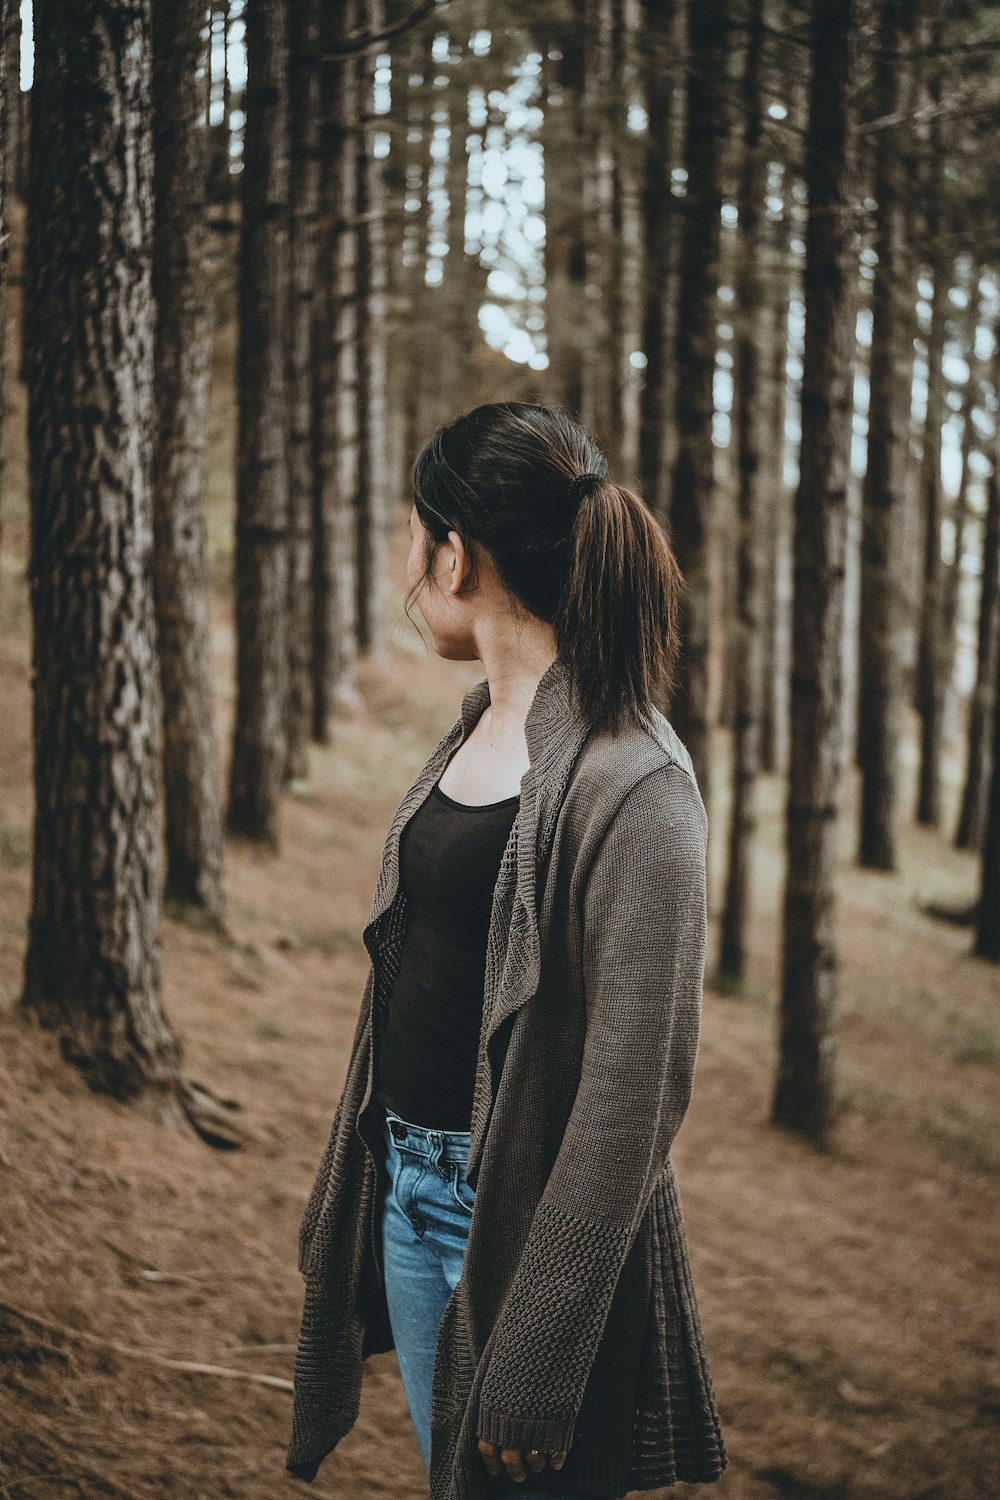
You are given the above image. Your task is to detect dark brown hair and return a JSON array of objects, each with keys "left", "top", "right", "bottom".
[{"left": 406, "top": 401, "right": 683, "bottom": 737}]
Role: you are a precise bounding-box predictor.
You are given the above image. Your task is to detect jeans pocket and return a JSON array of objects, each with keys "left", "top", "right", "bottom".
[{"left": 447, "top": 1161, "right": 476, "bottom": 1218}]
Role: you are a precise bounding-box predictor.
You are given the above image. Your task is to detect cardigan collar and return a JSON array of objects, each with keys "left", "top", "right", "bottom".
[{"left": 361, "top": 656, "right": 592, "bottom": 986}]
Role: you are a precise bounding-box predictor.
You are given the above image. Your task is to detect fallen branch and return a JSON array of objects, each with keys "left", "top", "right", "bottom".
[{"left": 0, "top": 1299, "right": 293, "bottom": 1393}]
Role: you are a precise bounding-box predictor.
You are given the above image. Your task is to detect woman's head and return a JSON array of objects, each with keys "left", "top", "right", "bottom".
[{"left": 405, "top": 401, "right": 683, "bottom": 736}]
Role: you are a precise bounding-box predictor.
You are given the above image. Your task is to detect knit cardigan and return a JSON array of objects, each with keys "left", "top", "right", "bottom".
[{"left": 286, "top": 657, "right": 728, "bottom": 1498}]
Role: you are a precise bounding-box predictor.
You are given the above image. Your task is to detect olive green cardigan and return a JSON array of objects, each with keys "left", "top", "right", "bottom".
[{"left": 286, "top": 657, "right": 728, "bottom": 1497}]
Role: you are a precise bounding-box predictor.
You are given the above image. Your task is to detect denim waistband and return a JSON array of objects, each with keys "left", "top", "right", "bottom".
[{"left": 381, "top": 1104, "right": 472, "bottom": 1165}]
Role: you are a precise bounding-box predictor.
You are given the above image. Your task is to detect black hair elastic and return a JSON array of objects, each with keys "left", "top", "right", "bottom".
[{"left": 567, "top": 471, "right": 604, "bottom": 506}]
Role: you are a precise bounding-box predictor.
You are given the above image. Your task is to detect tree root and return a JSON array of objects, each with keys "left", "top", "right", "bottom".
[{"left": 177, "top": 1073, "right": 248, "bottom": 1150}]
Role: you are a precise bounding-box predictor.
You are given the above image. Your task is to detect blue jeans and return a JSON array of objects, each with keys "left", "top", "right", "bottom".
[{"left": 380, "top": 1106, "right": 588, "bottom": 1497}]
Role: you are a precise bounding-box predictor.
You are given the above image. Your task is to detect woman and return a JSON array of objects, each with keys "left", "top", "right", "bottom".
[{"left": 286, "top": 403, "right": 728, "bottom": 1498}]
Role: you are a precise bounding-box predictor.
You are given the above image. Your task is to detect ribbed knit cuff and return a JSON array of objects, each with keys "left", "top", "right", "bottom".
[{"left": 476, "top": 1404, "right": 576, "bottom": 1457}]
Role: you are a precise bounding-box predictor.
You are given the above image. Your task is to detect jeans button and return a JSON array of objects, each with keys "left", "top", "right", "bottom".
[{"left": 390, "top": 1120, "right": 406, "bottom": 1140}]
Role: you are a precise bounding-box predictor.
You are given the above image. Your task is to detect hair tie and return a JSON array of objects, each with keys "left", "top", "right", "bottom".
[{"left": 567, "top": 471, "right": 604, "bottom": 506}]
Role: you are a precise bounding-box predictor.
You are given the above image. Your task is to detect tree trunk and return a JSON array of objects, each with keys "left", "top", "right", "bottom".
[
  {"left": 774, "top": 0, "right": 856, "bottom": 1148},
  {"left": 580, "top": 0, "right": 619, "bottom": 455},
  {"left": 0, "top": 0, "right": 7, "bottom": 565},
  {"left": 719, "top": 0, "right": 766, "bottom": 985},
  {"left": 397, "top": 29, "right": 433, "bottom": 476},
  {"left": 638, "top": 0, "right": 678, "bottom": 521},
  {"left": 19, "top": 0, "right": 239, "bottom": 1147},
  {"left": 543, "top": 4, "right": 586, "bottom": 419},
  {"left": 974, "top": 520, "right": 1000, "bottom": 960},
  {"left": 857, "top": 0, "right": 908, "bottom": 871},
  {"left": 760, "top": 276, "right": 793, "bottom": 778},
  {"left": 2, "top": 0, "right": 18, "bottom": 199},
  {"left": 666, "top": 0, "right": 728, "bottom": 801},
  {"left": 355, "top": 0, "right": 391, "bottom": 656},
  {"left": 311, "top": 0, "right": 361, "bottom": 738},
  {"left": 915, "top": 247, "right": 949, "bottom": 826},
  {"left": 227, "top": 0, "right": 291, "bottom": 846},
  {"left": 285, "top": 0, "right": 322, "bottom": 780},
  {"left": 957, "top": 459, "right": 1000, "bottom": 852},
  {"left": 151, "top": 0, "right": 226, "bottom": 924},
  {"left": 616, "top": 0, "right": 644, "bottom": 478},
  {"left": 917, "top": 32, "right": 947, "bottom": 834}
]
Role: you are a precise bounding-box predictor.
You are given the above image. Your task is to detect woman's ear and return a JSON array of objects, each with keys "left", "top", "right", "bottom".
[{"left": 446, "top": 530, "right": 470, "bottom": 594}]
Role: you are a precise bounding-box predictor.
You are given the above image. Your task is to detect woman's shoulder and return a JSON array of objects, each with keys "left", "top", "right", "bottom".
[
  {"left": 562, "top": 708, "right": 707, "bottom": 858},
  {"left": 575, "top": 707, "right": 701, "bottom": 803}
]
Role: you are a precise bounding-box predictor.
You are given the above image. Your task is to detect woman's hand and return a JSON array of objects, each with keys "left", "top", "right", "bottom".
[{"left": 477, "top": 1439, "right": 567, "bottom": 1482}]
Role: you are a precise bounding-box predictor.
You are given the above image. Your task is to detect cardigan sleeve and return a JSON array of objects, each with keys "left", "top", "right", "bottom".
[{"left": 475, "top": 760, "right": 708, "bottom": 1458}]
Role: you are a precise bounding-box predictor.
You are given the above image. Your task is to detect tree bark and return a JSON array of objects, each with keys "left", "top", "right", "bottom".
[
  {"left": 0, "top": 0, "right": 7, "bottom": 567},
  {"left": 152, "top": 0, "right": 226, "bottom": 923},
  {"left": 227, "top": 0, "right": 291, "bottom": 846},
  {"left": 760, "top": 275, "right": 793, "bottom": 778},
  {"left": 915, "top": 241, "right": 949, "bottom": 823},
  {"left": 914, "top": 258, "right": 947, "bottom": 824},
  {"left": 2, "top": 0, "right": 18, "bottom": 199},
  {"left": 19, "top": 0, "right": 239, "bottom": 1146},
  {"left": 637, "top": 0, "right": 678, "bottom": 521},
  {"left": 285, "top": 0, "right": 322, "bottom": 779},
  {"left": 355, "top": 0, "right": 391, "bottom": 656},
  {"left": 666, "top": 0, "right": 728, "bottom": 801},
  {"left": 616, "top": 0, "right": 644, "bottom": 478},
  {"left": 957, "top": 457, "right": 1000, "bottom": 852},
  {"left": 974, "top": 511, "right": 1000, "bottom": 960},
  {"left": 543, "top": 4, "right": 586, "bottom": 419},
  {"left": 311, "top": 0, "right": 361, "bottom": 738},
  {"left": 719, "top": 0, "right": 766, "bottom": 984},
  {"left": 857, "top": 0, "right": 909, "bottom": 871},
  {"left": 774, "top": 0, "right": 856, "bottom": 1148},
  {"left": 580, "top": 0, "right": 619, "bottom": 455}
]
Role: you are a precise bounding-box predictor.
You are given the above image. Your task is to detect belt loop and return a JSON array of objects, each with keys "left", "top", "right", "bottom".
[{"left": 428, "top": 1130, "right": 445, "bottom": 1175}]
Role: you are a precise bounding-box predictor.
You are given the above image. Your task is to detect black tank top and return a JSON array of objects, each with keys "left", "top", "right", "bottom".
[{"left": 374, "top": 778, "right": 520, "bottom": 1131}]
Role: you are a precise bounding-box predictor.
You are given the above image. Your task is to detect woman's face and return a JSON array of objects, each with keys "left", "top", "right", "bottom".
[{"left": 405, "top": 504, "right": 479, "bottom": 661}]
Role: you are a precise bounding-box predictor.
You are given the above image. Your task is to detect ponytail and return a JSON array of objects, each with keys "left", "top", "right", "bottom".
[
  {"left": 410, "top": 401, "right": 684, "bottom": 737},
  {"left": 554, "top": 480, "right": 683, "bottom": 736}
]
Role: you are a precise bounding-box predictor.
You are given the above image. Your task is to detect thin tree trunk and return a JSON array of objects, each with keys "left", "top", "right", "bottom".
[
  {"left": 19, "top": 0, "right": 239, "bottom": 1146},
  {"left": 917, "top": 38, "right": 947, "bottom": 834},
  {"left": 638, "top": 0, "right": 680, "bottom": 521},
  {"left": 581, "top": 0, "right": 619, "bottom": 453},
  {"left": 941, "top": 294, "right": 980, "bottom": 671},
  {"left": 666, "top": 0, "right": 728, "bottom": 801},
  {"left": 227, "top": 0, "right": 291, "bottom": 846},
  {"left": 285, "top": 0, "right": 322, "bottom": 779},
  {"left": 311, "top": 0, "right": 361, "bottom": 738},
  {"left": 152, "top": 0, "right": 226, "bottom": 924},
  {"left": 0, "top": 0, "right": 7, "bottom": 566},
  {"left": 957, "top": 459, "right": 1000, "bottom": 851},
  {"left": 774, "top": 0, "right": 856, "bottom": 1148},
  {"left": 3, "top": 0, "right": 19, "bottom": 199},
  {"left": 719, "top": 0, "right": 766, "bottom": 985},
  {"left": 974, "top": 606, "right": 1000, "bottom": 960},
  {"left": 355, "top": 0, "right": 391, "bottom": 656},
  {"left": 617, "top": 0, "right": 644, "bottom": 477},
  {"left": 857, "top": 0, "right": 909, "bottom": 871},
  {"left": 543, "top": 3, "right": 586, "bottom": 418},
  {"left": 398, "top": 29, "right": 432, "bottom": 474},
  {"left": 760, "top": 276, "right": 793, "bottom": 777},
  {"left": 916, "top": 243, "right": 949, "bottom": 825}
]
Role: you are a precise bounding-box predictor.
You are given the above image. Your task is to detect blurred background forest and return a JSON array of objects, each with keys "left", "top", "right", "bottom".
[{"left": 0, "top": 0, "right": 999, "bottom": 1496}]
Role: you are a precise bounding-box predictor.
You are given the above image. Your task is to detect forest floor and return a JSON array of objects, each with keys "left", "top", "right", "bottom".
[{"left": 1, "top": 358, "right": 999, "bottom": 1500}]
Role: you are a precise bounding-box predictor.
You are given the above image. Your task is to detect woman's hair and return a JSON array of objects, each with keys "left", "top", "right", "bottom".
[{"left": 406, "top": 401, "right": 683, "bottom": 736}]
